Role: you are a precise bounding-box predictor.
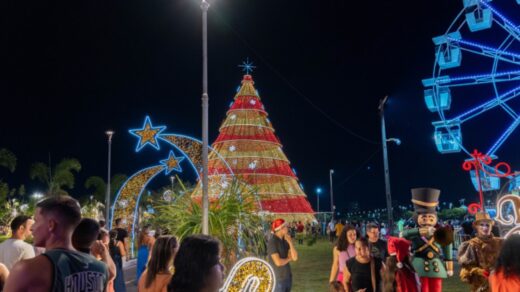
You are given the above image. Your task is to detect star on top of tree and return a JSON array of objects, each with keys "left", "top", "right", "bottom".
[{"left": 238, "top": 58, "right": 256, "bottom": 75}]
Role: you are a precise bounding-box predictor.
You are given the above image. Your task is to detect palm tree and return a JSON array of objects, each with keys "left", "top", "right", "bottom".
[
  {"left": 0, "top": 148, "right": 17, "bottom": 173},
  {"left": 0, "top": 148, "right": 17, "bottom": 202},
  {"left": 84, "top": 174, "right": 128, "bottom": 203},
  {"left": 84, "top": 176, "right": 105, "bottom": 202},
  {"left": 30, "top": 158, "right": 81, "bottom": 196},
  {"left": 152, "top": 178, "right": 266, "bottom": 267},
  {"left": 111, "top": 174, "right": 128, "bottom": 200}
]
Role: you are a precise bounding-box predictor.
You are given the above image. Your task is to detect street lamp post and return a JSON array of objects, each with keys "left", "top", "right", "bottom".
[
  {"left": 201, "top": 0, "right": 210, "bottom": 235},
  {"left": 105, "top": 130, "right": 114, "bottom": 227},
  {"left": 316, "top": 187, "right": 322, "bottom": 213},
  {"left": 378, "top": 96, "right": 395, "bottom": 234},
  {"left": 329, "top": 169, "right": 334, "bottom": 218}
]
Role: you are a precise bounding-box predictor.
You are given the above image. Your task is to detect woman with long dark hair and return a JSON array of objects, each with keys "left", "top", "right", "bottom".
[
  {"left": 490, "top": 234, "right": 520, "bottom": 291},
  {"left": 138, "top": 236, "right": 178, "bottom": 292},
  {"left": 168, "top": 235, "right": 224, "bottom": 292},
  {"left": 329, "top": 225, "right": 357, "bottom": 285},
  {"left": 109, "top": 229, "right": 127, "bottom": 292},
  {"left": 342, "top": 237, "right": 384, "bottom": 292}
]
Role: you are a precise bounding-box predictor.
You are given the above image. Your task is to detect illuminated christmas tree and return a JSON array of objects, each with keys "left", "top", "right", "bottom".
[{"left": 205, "top": 74, "right": 315, "bottom": 222}]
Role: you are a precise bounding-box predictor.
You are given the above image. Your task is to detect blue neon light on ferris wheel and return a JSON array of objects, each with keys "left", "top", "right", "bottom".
[{"left": 422, "top": 0, "right": 520, "bottom": 191}]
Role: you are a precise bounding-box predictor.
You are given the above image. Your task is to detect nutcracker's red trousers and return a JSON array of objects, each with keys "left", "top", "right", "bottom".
[{"left": 420, "top": 277, "right": 442, "bottom": 292}]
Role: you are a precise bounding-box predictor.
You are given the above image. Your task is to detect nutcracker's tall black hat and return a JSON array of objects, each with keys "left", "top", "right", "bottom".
[{"left": 411, "top": 188, "right": 440, "bottom": 214}]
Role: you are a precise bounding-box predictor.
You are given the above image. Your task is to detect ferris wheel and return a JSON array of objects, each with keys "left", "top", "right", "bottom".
[{"left": 422, "top": 0, "right": 520, "bottom": 191}]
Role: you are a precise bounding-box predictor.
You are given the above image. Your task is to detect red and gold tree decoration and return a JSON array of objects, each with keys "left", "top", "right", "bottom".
[{"left": 196, "top": 74, "right": 315, "bottom": 222}]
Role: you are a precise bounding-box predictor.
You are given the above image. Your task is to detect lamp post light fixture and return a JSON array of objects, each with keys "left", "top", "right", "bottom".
[
  {"left": 200, "top": 0, "right": 210, "bottom": 235},
  {"left": 105, "top": 130, "right": 114, "bottom": 228},
  {"left": 387, "top": 138, "right": 401, "bottom": 146},
  {"left": 329, "top": 169, "right": 334, "bottom": 218},
  {"left": 32, "top": 192, "right": 44, "bottom": 200},
  {"left": 378, "top": 95, "right": 399, "bottom": 234},
  {"left": 316, "top": 187, "right": 322, "bottom": 213}
]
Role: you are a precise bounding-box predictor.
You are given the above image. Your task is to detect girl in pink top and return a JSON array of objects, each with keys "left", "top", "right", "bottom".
[{"left": 330, "top": 225, "right": 357, "bottom": 284}]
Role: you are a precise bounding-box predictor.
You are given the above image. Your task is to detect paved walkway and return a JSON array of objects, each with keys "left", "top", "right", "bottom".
[{"left": 123, "top": 259, "right": 137, "bottom": 292}]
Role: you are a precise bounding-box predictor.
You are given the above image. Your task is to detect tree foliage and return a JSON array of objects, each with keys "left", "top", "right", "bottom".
[
  {"left": 110, "top": 174, "right": 128, "bottom": 201},
  {"left": 30, "top": 158, "right": 81, "bottom": 196},
  {"left": 151, "top": 179, "right": 267, "bottom": 267},
  {"left": 85, "top": 174, "right": 128, "bottom": 203},
  {"left": 85, "top": 176, "right": 106, "bottom": 202},
  {"left": 0, "top": 149, "right": 22, "bottom": 204},
  {"left": 0, "top": 149, "right": 17, "bottom": 173},
  {"left": 438, "top": 207, "right": 467, "bottom": 220}
]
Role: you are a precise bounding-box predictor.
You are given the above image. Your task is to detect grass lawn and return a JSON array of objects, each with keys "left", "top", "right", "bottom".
[{"left": 290, "top": 238, "right": 467, "bottom": 292}]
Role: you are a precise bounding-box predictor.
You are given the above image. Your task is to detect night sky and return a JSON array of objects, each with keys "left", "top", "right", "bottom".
[{"left": 3, "top": 0, "right": 519, "bottom": 212}]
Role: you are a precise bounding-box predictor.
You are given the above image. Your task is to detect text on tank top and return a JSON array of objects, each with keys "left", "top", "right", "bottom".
[{"left": 43, "top": 249, "right": 108, "bottom": 292}]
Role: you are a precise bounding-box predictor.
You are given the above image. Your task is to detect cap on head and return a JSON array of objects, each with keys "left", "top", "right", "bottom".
[{"left": 271, "top": 218, "right": 286, "bottom": 232}]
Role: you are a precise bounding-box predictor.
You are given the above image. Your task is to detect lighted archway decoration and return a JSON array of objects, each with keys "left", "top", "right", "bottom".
[
  {"left": 220, "top": 257, "right": 276, "bottom": 292},
  {"left": 110, "top": 116, "right": 234, "bottom": 252},
  {"left": 495, "top": 194, "right": 520, "bottom": 238}
]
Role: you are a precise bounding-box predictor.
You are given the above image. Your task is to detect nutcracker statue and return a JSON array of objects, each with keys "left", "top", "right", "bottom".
[{"left": 401, "top": 188, "right": 454, "bottom": 292}]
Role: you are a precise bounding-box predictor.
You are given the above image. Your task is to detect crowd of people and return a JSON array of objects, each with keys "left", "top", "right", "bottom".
[
  {"left": 324, "top": 221, "right": 520, "bottom": 292},
  {"left": 0, "top": 196, "right": 226, "bottom": 292},
  {"left": 0, "top": 193, "right": 519, "bottom": 292},
  {"left": 322, "top": 188, "right": 520, "bottom": 292}
]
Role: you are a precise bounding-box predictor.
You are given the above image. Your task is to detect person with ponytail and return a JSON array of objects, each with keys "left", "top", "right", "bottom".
[{"left": 383, "top": 237, "right": 419, "bottom": 292}]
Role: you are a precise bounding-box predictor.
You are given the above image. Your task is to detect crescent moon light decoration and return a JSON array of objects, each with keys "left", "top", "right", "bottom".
[
  {"left": 220, "top": 257, "right": 276, "bottom": 292},
  {"left": 110, "top": 116, "right": 234, "bottom": 255}
]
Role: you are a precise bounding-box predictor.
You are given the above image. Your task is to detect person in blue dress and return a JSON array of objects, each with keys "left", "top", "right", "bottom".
[
  {"left": 136, "top": 227, "right": 155, "bottom": 283},
  {"left": 109, "top": 229, "right": 126, "bottom": 292}
]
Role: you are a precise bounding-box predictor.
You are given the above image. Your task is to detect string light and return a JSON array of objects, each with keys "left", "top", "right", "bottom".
[
  {"left": 495, "top": 194, "right": 520, "bottom": 238},
  {"left": 220, "top": 257, "right": 276, "bottom": 292}
]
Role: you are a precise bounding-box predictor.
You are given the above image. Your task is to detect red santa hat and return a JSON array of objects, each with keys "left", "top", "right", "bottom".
[
  {"left": 387, "top": 236, "right": 411, "bottom": 269},
  {"left": 271, "top": 218, "right": 286, "bottom": 232}
]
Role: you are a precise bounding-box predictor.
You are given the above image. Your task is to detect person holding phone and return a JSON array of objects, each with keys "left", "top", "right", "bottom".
[{"left": 267, "top": 218, "right": 298, "bottom": 292}]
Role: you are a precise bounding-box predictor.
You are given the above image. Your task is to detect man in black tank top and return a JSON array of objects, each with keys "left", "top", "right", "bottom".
[
  {"left": 72, "top": 218, "right": 116, "bottom": 285},
  {"left": 5, "top": 196, "right": 109, "bottom": 292}
]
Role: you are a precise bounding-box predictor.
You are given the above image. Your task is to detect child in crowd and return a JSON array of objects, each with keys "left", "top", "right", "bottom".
[{"left": 383, "top": 237, "right": 420, "bottom": 292}]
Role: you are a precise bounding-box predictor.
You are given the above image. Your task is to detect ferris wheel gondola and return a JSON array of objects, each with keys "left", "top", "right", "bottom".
[{"left": 422, "top": 0, "right": 520, "bottom": 192}]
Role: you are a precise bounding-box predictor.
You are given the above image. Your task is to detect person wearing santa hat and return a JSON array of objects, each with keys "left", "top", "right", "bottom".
[
  {"left": 267, "top": 218, "right": 298, "bottom": 292},
  {"left": 383, "top": 237, "right": 420, "bottom": 292}
]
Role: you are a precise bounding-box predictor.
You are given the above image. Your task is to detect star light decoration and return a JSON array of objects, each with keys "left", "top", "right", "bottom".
[
  {"left": 160, "top": 151, "right": 185, "bottom": 175},
  {"left": 238, "top": 58, "right": 256, "bottom": 75},
  {"left": 129, "top": 116, "right": 166, "bottom": 152}
]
